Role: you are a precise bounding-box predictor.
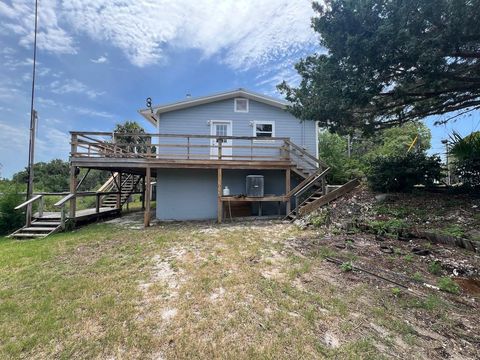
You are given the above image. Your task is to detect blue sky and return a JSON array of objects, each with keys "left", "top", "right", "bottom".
[{"left": 0, "top": 0, "right": 479, "bottom": 178}]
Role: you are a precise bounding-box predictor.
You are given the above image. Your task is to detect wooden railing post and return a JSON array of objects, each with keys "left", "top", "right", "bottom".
[
  {"left": 218, "top": 138, "right": 223, "bottom": 160},
  {"left": 146, "top": 136, "right": 152, "bottom": 158},
  {"left": 71, "top": 133, "right": 78, "bottom": 157},
  {"left": 95, "top": 193, "right": 100, "bottom": 213},
  {"left": 38, "top": 196, "right": 44, "bottom": 218},
  {"left": 60, "top": 205, "right": 66, "bottom": 230}
]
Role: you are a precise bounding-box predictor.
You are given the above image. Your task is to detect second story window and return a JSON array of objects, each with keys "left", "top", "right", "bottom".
[{"left": 234, "top": 98, "right": 249, "bottom": 112}]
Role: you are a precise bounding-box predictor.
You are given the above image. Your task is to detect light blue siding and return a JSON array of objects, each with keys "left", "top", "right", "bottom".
[
  {"left": 154, "top": 97, "right": 317, "bottom": 220},
  {"left": 156, "top": 169, "right": 290, "bottom": 220},
  {"left": 156, "top": 99, "right": 317, "bottom": 160}
]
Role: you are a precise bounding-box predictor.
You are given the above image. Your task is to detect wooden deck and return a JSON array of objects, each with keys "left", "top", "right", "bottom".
[
  {"left": 37, "top": 207, "right": 120, "bottom": 221},
  {"left": 69, "top": 131, "right": 325, "bottom": 172}
]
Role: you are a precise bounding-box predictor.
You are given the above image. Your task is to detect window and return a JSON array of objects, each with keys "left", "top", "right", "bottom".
[
  {"left": 234, "top": 98, "right": 249, "bottom": 112},
  {"left": 253, "top": 121, "right": 275, "bottom": 141}
]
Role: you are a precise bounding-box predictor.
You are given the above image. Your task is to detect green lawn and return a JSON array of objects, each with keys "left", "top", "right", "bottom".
[{"left": 0, "top": 217, "right": 476, "bottom": 359}]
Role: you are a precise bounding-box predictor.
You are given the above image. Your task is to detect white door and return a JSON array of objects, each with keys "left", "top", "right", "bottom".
[{"left": 210, "top": 121, "right": 232, "bottom": 159}]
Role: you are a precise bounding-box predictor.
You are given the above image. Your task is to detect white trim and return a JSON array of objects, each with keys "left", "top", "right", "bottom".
[
  {"left": 252, "top": 120, "right": 275, "bottom": 143},
  {"left": 234, "top": 98, "right": 249, "bottom": 113},
  {"left": 210, "top": 120, "right": 233, "bottom": 159},
  {"left": 315, "top": 121, "right": 320, "bottom": 164}
]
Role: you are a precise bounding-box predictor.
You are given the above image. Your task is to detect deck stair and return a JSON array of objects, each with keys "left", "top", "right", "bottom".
[
  {"left": 100, "top": 173, "right": 142, "bottom": 209},
  {"left": 286, "top": 178, "right": 360, "bottom": 221},
  {"left": 9, "top": 216, "right": 62, "bottom": 239}
]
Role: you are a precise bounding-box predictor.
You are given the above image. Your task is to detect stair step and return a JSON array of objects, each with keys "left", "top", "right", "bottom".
[
  {"left": 31, "top": 221, "right": 61, "bottom": 226},
  {"left": 13, "top": 233, "right": 47, "bottom": 238},
  {"left": 23, "top": 227, "right": 57, "bottom": 232}
]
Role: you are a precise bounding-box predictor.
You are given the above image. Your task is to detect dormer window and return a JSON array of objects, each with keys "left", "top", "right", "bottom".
[{"left": 234, "top": 98, "right": 249, "bottom": 113}]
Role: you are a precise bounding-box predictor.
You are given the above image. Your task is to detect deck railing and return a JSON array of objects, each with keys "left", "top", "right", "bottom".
[{"left": 70, "top": 131, "right": 293, "bottom": 162}]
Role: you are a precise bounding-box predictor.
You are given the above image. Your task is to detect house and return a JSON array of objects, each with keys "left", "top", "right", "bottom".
[
  {"left": 12, "top": 89, "right": 341, "bottom": 238},
  {"left": 135, "top": 88, "right": 322, "bottom": 221}
]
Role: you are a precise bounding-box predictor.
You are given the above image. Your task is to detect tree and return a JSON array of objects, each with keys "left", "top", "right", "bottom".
[
  {"left": 12, "top": 159, "right": 108, "bottom": 192},
  {"left": 13, "top": 159, "right": 69, "bottom": 192},
  {"left": 114, "top": 121, "right": 153, "bottom": 154},
  {"left": 318, "top": 121, "right": 432, "bottom": 183},
  {"left": 365, "top": 122, "right": 431, "bottom": 158},
  {"left": 318, "top": 131, "right": 363, "bottom": 183},
  {"left": 279, "top": 0, "right": 480, "bottom": 133}
]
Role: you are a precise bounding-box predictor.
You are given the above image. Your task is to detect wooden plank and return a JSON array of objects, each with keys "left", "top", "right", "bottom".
[
  {"left": 69, "top": 166, "right": 77, "bottom": 218},
  {"left": 220, "top": 196, "right": 286, "bottom": 202},
  {"left": 298, "top": 179, "right": 360, "bottom": 216},
  {"left": 71, "top": 157, "right": 292, "bottom": 169},
  {"left": 285, "top": 168, "right": 291, "bottom": 215},
  {"left": 217, "top": 168, "right": 222, "bottom": 223},
  {"left": 144, "top": 167, "right": 151, "bottom": 227}
]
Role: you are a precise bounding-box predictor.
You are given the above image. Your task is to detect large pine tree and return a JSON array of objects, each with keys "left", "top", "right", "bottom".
[{"left": 279, "top": 0, "right": 480, "bottom": 133}]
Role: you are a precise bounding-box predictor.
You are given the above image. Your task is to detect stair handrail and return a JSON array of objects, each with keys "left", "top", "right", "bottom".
[
  {"left": 284, "top": 139, "right": 329, "bottom": 169},
  {"left": 54, "top": 193, "right": 75, "bottom": 207},
  {"left": 286, "top": 167, "right": 329, "bottom": 199},
  {"left": 294, "top": 167, "right": 330, "bottom": 198},
  {"left": 98, "top": 172, "right": 118, "bottom": 193},
  {"left": 14, "top": 194, "right": 43, "bottom": 210}
]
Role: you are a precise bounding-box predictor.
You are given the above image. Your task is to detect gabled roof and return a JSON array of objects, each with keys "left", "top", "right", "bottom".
[{"left": 138, "top": 88, "right": 288, "bottom": 126}]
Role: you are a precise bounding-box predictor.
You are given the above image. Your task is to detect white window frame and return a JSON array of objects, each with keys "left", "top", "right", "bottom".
[
  {"left": 234, "top": 98, "right": 249, "bottom": 113},
  {"left": 252, "top": 120, "right": 275, "bottom": 142}
]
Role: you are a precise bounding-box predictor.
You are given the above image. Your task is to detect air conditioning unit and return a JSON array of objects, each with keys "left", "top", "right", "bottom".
[{"left": 246, "top": 175, "right": 264, "bottom": 197}]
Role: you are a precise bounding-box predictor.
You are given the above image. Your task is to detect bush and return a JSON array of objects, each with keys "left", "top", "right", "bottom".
[
  {"left": 437, "top": 277, "right": 460, "bottom": 294},
  {"left": 367, "top": 152, "right": 442, "bottom": 192},
  {"left": 0, "top": 185, "right": 24, "bottom": 235},
  {"left": 318, "top": 131, "right": 364, "bottom": 183},
  {"left": 450, "top": 131, "right": 480, "bottom": 191}
]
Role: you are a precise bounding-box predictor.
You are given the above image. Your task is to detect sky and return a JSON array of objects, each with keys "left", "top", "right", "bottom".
[{"left": 0, "top": 0, "right": 479, "bottom": 179}]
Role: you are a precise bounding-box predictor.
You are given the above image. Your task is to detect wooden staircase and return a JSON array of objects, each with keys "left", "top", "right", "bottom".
[
  {"left": 9, "top": 215, "right": 62, "bottom": 239},
  {"left": 286, "top": 179, "right": 360, "bottom": 221},
  {"left": 8, "top": 172, "right": 143, "bottom": 239},
  {"left": 100, "top": 173, "right": 142, "bottom": 209}
]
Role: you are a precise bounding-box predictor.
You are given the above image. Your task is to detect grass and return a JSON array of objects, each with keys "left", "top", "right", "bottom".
[
  {"left": 0, "top": 218, "right": 473, "bottom": 358},
  {"left": 437, "top": 277, "right": 461, "bottom": 294}
]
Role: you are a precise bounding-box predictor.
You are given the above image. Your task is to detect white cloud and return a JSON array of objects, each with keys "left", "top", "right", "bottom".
[
  {"left": 1, "top": 0, "right": 317, "bottom": 70},
  {"left": 0, "top": 0, "right": 76, "bottom": 55},
  {"left": 90, "top": 55, "right": 109, "bottom": 64},
  {"left": 60, "top": 0, "right": 317, "bottom": 69},
  {"left": 37, "top": 96, "right": 114, "bottom": 119},
  {"left": 66, "top": 105, "right": 114, "bottom": 119},
  {"left": 49, "top": 79, "right": 104, "bottom": 99}
]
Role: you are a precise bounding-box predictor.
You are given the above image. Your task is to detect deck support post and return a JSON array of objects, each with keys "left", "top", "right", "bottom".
[
  {"left": 69, "top": 165, "right": 77, "bottom": 219},
  {"left": 285, "top": 168, "right": 291, "bottom": 215},
  {"left": 116, "top": 172, "right": 122, "bottom": 209},
  {"left": 217, "top": 167, "right": 223, "bottom": 223},
  {"left": 144, "top": 167, "right": 151, "bottom": 227},
  {"left": 141, "top": 175, "right": 146, "bottom": 210}
]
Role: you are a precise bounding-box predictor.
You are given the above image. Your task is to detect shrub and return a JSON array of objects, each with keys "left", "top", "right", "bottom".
[
  {"left": 0, "top": 185, "right": 24, "bottom": 235},
  {"left": 450, "top": 131, "right": 480, "bottom": 191},
  {"left": 367, "top": 152, "right": 442, "bottom": 192},
  {"left": 437, "top": 277, "right": 460, "bottom": 294},
  {"left": 428, "top": 260, "right": 442, "bottom": 275},
  {"left": 340, "top": 261, "right": 353, "bottom": 272}
]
